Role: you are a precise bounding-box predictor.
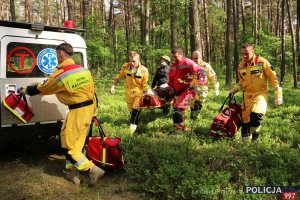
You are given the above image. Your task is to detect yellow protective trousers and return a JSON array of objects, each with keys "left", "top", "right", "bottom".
[
  {"left": 242, "top": 91, "right": 268, "bottom": 123},
  {"left": 125, "top": 88, "right": 143, "bottom": 112},
  {"left": 61, "top": 104, "right": 95, "bottom": 171}
]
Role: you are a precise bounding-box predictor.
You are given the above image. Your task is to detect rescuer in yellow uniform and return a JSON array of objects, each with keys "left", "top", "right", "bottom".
[
  {"left": 191, "top": 50, "right": 219, "bottom": 119},
  {"left": 229, "top": 43, "right": 283, "bottom": 141},
  {"left": 192, "top": 50, "right": 220, "bottom": 96},
  {"left": 110, "top": 51, "right": 150, "bottom": 134},
  {"left": 18, "top": 43, "right": 104, "bottom": 186}
]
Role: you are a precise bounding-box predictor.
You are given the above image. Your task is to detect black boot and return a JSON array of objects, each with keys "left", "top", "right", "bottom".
[
  {"left": 241, "top": 123, "right": 251, "bottom": 141},
  {"left": 130, "top": 109, "right": 140, "bottom": 125},
  {"left": 252, "top": 132, "right": 259, "bottom": 141},
  {"left": 190, "top": 100, "right": 202, "bottom": 120},
  {"left": 129, "top": 109, "right": 140, "bottom": 134}
]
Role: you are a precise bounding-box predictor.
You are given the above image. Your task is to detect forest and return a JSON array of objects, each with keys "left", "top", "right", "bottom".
[{"left": 1, "top": 0, "right": 299, "bottom": 88}]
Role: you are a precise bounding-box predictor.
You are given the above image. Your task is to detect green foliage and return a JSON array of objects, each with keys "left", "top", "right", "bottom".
[
  {"left": 94, "top": 77, "right": 300, "bottom": 200},
  {"left": 86, "top": 40, "right": 112, "bottom": 69}
]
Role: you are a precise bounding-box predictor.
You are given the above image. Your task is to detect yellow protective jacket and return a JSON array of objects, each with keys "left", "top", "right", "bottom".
[
  {"left": 200, "top": 61, "right": 218, "bottom": 89},
  {"left": 36, "top": 59, "right": 96, "bottom": 106},
  {"left": 116, "top": 62, "right": 149, "bottom": 100},
  {"left": 233, "top": 55, "right": 279, "bottom": 122},
  {"left": 26, "top": 58, "right": 97, "bottom": 171}
]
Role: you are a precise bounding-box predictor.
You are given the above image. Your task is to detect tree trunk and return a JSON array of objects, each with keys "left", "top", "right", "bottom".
[
  {"left": 184, "top": 0, "right": 189, "bottom": 55},
  {"left": 108, "top": 0, "right": 117, "bottom": 68},
  {"left": 10, "top": 0, "right": 15, "bottom": 21},
  {"left": 254, "top": 0, "right": 257, "bottom": 45},
  {"left": 170, "top": 0, "right": 177, "bottom": 49},
  {"left": 124, "top": 0, "right": 130, "bottom": 59},
  {"left": 225, "top": 0, "right": 232, "bottom": 87},
  {"left": 297, "top": 0, "right": 300, "bottom": 81},
  {"left": 189, "top": 0, "right": 201, "bottom": 53},
  {"left": 6, "top": 0, "right": 10, "bottom": 20},
  {"left": 145, "top": 0, "right": 150, "bottom": 45},
  {"left": 109, "top": 0, "right": 114, "bottom": 29},
  {"left": 56, "top": 0, "right": 60, "bottom": 26},
  {"left": 66, "top": 0, "right": 73, "bottom": 21},
  {"left": 140, "top": 0, "right": 145, "bottom": 45},
  {"left": 258, "top": 0, "right": 261, "bottom": 44},
  {"left": 203, "top": 0, "right": 210, "bottom": 62},
  {"left": 241, "top": 0, "right": 246, "bottom": 39},
  {"left": 280, "top": 0, "right": 285, "bottom": 83},
  {"left": 82, "top": 0, "right": 87, "bottom": 30},
  {"left": 73, "top": 0, "right": 76, "bottom": 19},
  {"left": 0, "top": 0, "right": 2, "bottom": 20},
  {"left": 268, "top": 0, "right": 272, "bottom": 33},
  {"left": 44, "top": 0, "right": 49, "bottom": 24},
  {"left": 91, "top": 0, "right": 94, "bottom": 15},
  {"left": 80, "top": 0, "right": 83, "bottom": 22},
  {"left": 233, "top": 0, "right": 239, "bottom": 83},
  {"left": 25, "top": 0, "right": 30, "bottom": 22},
  {"left": 275, "top": 0, "right": 280, "bottom": 37},
  {"left": 286, "top": 0, "right": 298, "bottom": 88}
]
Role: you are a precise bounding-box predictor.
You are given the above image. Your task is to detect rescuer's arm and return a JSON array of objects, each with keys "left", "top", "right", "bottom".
[
  {"left": 263, "top": 61, "right": 283, "bottom": 106},
  {"left": 111, "top": 64, "right": 126, "bottom": 94}
]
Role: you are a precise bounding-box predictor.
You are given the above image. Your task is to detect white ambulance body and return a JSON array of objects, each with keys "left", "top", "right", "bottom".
[{"left": 0, "top": 20, "right": 88, "bottom": 136}]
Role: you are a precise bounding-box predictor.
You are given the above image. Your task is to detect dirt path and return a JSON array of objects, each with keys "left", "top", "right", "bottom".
[{"left": 0, "top": 139, "right": 144, "bottom": 200}]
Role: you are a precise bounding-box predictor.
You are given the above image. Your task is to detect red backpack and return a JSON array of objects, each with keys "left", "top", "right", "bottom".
[
  {"left": 85, "top": 117, "right": 124, "bottom": 170},
  {"left": 211, "top": 95, "right": 242, "bottom": 139}
]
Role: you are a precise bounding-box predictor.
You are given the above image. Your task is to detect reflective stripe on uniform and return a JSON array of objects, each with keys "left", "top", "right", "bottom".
[
  {"left": 59, "top": 68, "right": 89, "bottom": 80},
  {"left": 250, "top": 66, "right": 262, "bottom": 74},
  {"left": 74, "top": 156, "right": 91, "bottom": 170},
  {"left": 240, "top": 69, "right": 247, "bottom": 74},
  {"left": 65, "top": 159, "right": 74, "bottom": 169},
  {"left": 57, "top": 70, "right": 91, "bottom": 89},
  {"left": 102, "top": 148, "right": 107, "bottom": 167}
]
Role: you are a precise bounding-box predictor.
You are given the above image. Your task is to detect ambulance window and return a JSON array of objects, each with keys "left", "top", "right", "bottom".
[
  {"left": 7, "top": 43, "right": 56, "bottom": 78},
  {"left": 73, "top": 53, "right": 83, "bottom": 66},
  {"left": 6, "top": 42, "right": 84, "bottom": 78}
]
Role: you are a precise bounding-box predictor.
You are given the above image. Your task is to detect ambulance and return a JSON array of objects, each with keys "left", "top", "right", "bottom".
[{"left": 0, "top": 20, "right": 88, "bottom": 140}]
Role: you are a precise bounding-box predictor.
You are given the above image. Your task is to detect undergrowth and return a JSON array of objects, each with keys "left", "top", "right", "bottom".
[{"left": 93, "top": 77, "right": 300, "bottom": 200}]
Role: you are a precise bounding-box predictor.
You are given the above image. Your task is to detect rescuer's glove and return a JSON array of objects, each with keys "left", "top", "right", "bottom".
[
  {"left": 274, "top": 87, "right": 283, "bottom": 106},
  {"left": 17, "top": 87, "right": 27, "bottom": 94},
  {"left": 146, "top": 88, "right": 154, "bottom": 95},
  {"left": 110, "top": 85, "right": 116, "bottom": 94},
  {"left": 214, "top": 82, "right": 220, "bottom": 96},
  {"left": 215, "top": 89, "right": 220, "bottom": 96}
]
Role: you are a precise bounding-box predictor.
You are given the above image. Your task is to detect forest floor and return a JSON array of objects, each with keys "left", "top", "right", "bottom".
[
  {"left": 1, "top": 77, "right": 299, "bottom": 200},
  {"left": 0, "top": 138, "right": 144, "bottom": 200}
]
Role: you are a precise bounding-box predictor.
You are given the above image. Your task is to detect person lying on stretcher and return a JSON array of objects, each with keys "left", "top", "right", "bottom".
[{"left": 139, "top": 87, "right": 174, "bottom": 113}]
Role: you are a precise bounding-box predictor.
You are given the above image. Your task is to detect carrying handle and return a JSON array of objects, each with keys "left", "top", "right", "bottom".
[
  {"left": 92, "top": 116, "right": 106, "bottom": 140},
  {"left": 218, "top": 94, "right": 237, "bottom": 115},
  {"left": 21, "top": 93, "right": 30, "bottom": 118},
  {"left": 10, "top": 92, "right": 30, "bottom": 116},
  {"left": 85, "top": 116, "right": 107, "bottom": 148}
]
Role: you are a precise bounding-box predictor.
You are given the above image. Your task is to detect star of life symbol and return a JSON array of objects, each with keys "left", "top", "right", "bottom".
[{"left": 37, "top": 48, "right": 57, "bottom": 74}]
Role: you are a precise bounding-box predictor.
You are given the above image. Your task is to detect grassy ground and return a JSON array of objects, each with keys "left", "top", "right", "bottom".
[{"left": 0, "top": 76, "right": 299, "bottom": 200}]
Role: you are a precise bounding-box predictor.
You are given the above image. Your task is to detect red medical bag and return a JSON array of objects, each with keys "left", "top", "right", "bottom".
[
  {"left": 85, "top": 117, "right": 124, "bottom": 170},
  {"left": 2, "top": 92, "right": 34, "bottom": 123},
  {"left": 210, "top": 95, "right": 242, "bottom": 139}
]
